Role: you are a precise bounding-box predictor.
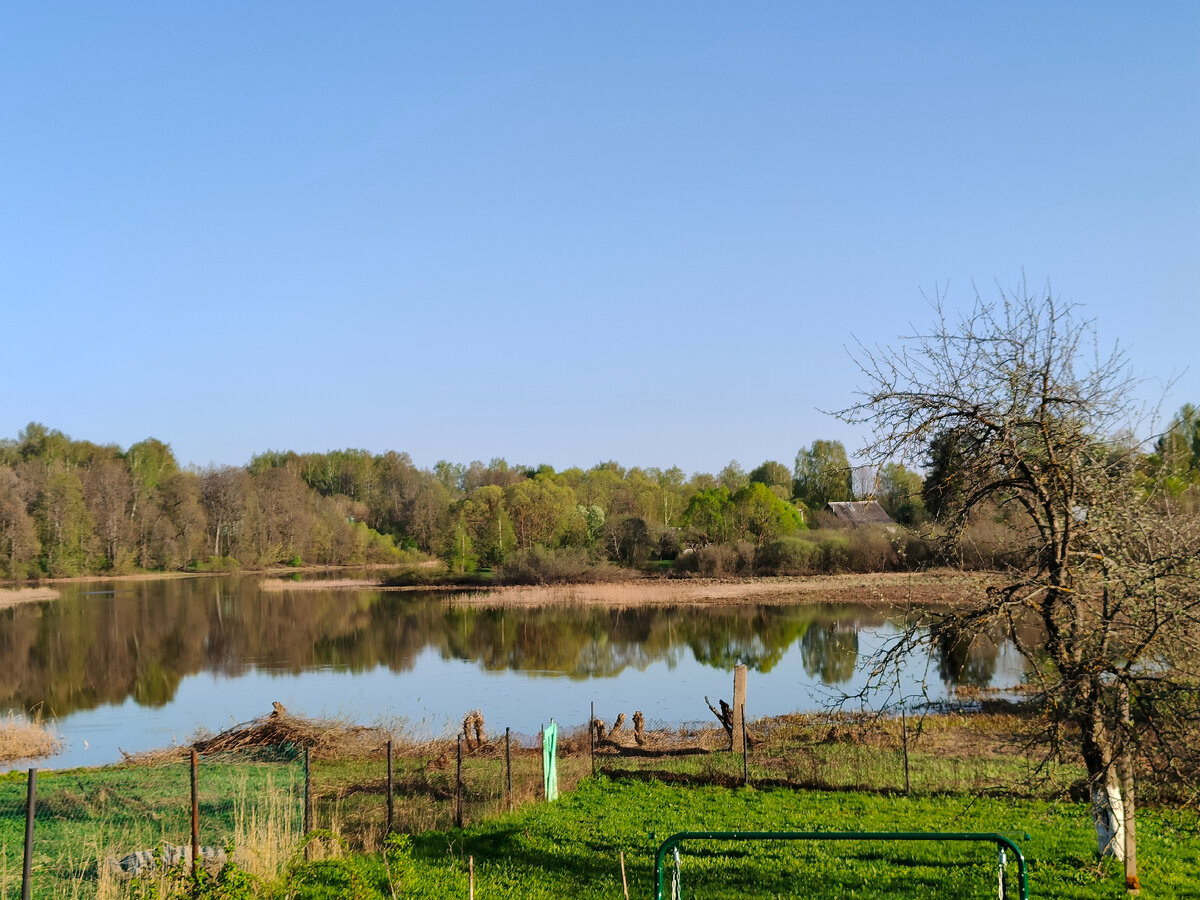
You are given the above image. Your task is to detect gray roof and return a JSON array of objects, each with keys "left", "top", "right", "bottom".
[{"left": 824, "top": 500, "right": 895, "bottom": 527}]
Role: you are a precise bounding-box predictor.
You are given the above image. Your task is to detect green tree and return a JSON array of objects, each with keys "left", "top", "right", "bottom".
[
  {"left": 505, "top": 475, "right": 578, "bottom": 549},
  {"left": 877, "top": 462, "right": 927, "bottom": 524},
  {"left": 718, "top": 460, "right": 749, "bottom": 493},
  {"left": 1147, "top": 403, "right": 1200, "bottom": 488},
  {"left": 793, "top": 440, "right": 853, "bottom": 510},
  {"left": 732, "top": 482, "right": 806, "bottom": 543},
  {"left": 682, "top": 487, "right": 735, "bottom": 546},
  {"left": 748, "top": 460, "right": 793, "bottom": 499},
  {"left": 36, "top": 469, "right": 96, "bottom": 575}
]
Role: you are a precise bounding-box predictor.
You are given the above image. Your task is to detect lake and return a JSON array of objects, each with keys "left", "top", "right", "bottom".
[{"left": 0, "top": 574, "right": 1026, "bottom": 770}]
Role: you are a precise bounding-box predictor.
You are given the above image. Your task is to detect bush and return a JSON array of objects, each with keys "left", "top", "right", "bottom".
[
  {"left": 189, "top": 555, "right": 242, "bottom": 573},
  {"left": 846, "top": 526, "right": 899, "bottom": 572},
  {"left": 499, "top": 546, "right": 631, "bottom": 585},
  {"left": 692, "top": 541, "right": 755, "bottom": 576},
  {"left": 810, "top": 531, "right": 851, "bottom": 572},
  {"left": 754, "top": 537, "right": 820, "bottom": 575},
  {"left": 672, "top": 549, "right": 699, "bottom": 573}
]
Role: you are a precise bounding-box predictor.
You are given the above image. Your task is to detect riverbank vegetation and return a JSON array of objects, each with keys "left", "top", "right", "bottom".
[
  {"left": 3, "top": 399, "right": 1198, "bottom": 584},
  {"left": 4, "top": 709, "right": 1198, "bottom": 898},
  {"left": 0, "top": 711, "right": 60, "bottom": 763}
]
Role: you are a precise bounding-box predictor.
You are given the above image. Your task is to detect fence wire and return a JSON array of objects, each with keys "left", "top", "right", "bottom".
[{"left": 1, "top": 710, "right": 1067, "bottom": 899}]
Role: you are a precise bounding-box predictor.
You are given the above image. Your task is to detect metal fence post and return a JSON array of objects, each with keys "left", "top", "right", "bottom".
[
  {"left": 456, "top": 735, "right": 464, "bottom": 828},
  {"left": 741, "top": 705, "right": 748, "bottom": 787},
  {"left": 21, "top": 768, "right": 36, "bottom": 900},
  {"left": 505, "top": 727, "right": 512, "bottom": 812},
  {"left": 386, "top": 739, "right": 394, "bottom": 833},
  {"left": 304, "top": 747, "right": 312, "bottom": 834},
  {"left": 190, "top": 749, "right": 200, "bottom": 883}
]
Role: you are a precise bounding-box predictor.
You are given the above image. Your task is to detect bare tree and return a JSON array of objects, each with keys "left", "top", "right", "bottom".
[{"left": 837, "top": 285, "right": 1200, "bottom": 886}]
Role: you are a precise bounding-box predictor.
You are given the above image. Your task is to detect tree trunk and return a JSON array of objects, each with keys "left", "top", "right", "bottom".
[
  {"left": 1120, "top": 752, "right": 1139, "bottom": 892},
  {"left": 1090, "top": 774, "right": 1126, "bottom": 862},
  {"left": 1079, "top": 689, "right": 1125, "bottom": 861}
]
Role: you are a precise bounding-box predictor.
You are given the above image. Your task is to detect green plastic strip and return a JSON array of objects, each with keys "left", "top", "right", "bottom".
[{"left": 542, "top": 721, "right": 558, "bottom": 800}]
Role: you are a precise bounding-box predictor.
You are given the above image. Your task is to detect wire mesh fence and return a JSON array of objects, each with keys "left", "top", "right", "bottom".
[
  {"left": 0, "top": 750, "right": 303, "bottom": 900},
  {"left": 0, "top": 706, "right": 1073, "bottom": 899}
]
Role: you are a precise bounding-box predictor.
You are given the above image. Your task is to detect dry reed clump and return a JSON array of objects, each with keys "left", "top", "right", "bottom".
[
  {"left": 124, "top": 705, "right": 393, "bottom": 763},
  {"left": 0, "top": 711, "right": 62, "bottom": 762},
  {"left": 0, "top": 586, "right": 59, "bottom": 609},
  {"left": 194, "top": 707, "right": 391, "bottom": 759}
]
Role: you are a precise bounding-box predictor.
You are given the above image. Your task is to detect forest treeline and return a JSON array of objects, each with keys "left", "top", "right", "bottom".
[{"left": 2, "top": 409, "right": 1198, "bottom": 581}]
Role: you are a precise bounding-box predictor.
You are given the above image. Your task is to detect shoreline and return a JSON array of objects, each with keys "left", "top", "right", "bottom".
[
  {"left": 0, "top": 586, "right": 60, "bottom": 609},
  {"left": 260, "top": 570, "right": 991, "bottom": 608}
]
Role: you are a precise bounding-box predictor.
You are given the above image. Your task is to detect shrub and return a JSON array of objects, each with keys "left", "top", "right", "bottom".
[
  {"left": 693, "top": 541, "right": 756, "bottom": 576},
  {"left": 499, "top": 546, "right": 630, "bottom": 585},
  {"left": 810, "top": 531, "right": 851, "bottom": 572},
  {"left": 846, "top": 526, "right": 899, "bottom": 572},
  {"left": 754, "top": 537, "right": 820, "bottom": 575},
  {"left": 189, "top": 555, "right": 242, "bottom": 573}
]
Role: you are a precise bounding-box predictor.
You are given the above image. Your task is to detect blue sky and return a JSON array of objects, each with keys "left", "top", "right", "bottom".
[{"left": 2, "top": 2, "right": 1197, "bottom": 475}]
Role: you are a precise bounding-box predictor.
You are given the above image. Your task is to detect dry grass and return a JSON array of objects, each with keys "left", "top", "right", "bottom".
[
  {"left": 0, "top": 711, "right": 62, "bottom": 762},
  {"left": 124, "top": 707, "right": 392, "bottom": 764},
  {"left": 0, "top": 586, "right": 59, "bottom": 608},
  {"left": 453, "top": 571, "right": 989, "bottom": 609},
  {"left": 230, "top": 772, "right": 302, "bottom": 878}
]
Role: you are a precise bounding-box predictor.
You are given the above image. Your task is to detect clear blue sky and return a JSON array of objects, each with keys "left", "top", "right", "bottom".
[{"left": 2, "top": 2, "right": 1197, "bottom": 475}]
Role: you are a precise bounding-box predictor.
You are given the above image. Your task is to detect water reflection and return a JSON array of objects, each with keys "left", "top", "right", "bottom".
[{"left": 0, "top": 576, "right": 1025, "bottom": 720}]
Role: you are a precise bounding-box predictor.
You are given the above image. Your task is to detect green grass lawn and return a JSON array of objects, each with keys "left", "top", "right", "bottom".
[
  {"left": 3, "top": 738, "right": 1196, "bottom": 899},
  {"left": 287, "top": 777, "right": 1199, "bottom": 900}
]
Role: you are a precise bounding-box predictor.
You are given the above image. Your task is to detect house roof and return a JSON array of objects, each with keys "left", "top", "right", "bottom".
[{"left": 824, "top": 500, "right": 896, "bottom": 527}]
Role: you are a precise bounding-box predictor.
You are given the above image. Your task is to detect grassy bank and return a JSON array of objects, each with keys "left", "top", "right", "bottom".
[
  {"left": 296, "top": 778, "right": 1199, "bottom": 900},
  {"left": 5, "top": 710, "right": 1198, "bottom": 898},
  {"left": 100, "top": 779, "right": 1198, "bottom": 900}
]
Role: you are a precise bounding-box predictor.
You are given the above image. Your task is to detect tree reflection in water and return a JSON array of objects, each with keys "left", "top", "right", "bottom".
[{"left": 0, "top": 576, "right": 1016, "bottom": 717}]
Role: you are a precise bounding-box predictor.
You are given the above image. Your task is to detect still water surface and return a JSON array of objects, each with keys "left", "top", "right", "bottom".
[{"left": 0, "top": 574, "right": 1025, "bottom": 770}]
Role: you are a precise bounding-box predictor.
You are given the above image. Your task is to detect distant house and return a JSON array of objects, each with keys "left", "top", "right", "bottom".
[{"left": 824, "top": 500, "right": 896, "bottom": 529}]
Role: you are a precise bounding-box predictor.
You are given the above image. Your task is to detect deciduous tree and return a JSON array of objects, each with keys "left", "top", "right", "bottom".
[{"left": 838, "top": 285, "right": 1200, "bottom": 884}]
